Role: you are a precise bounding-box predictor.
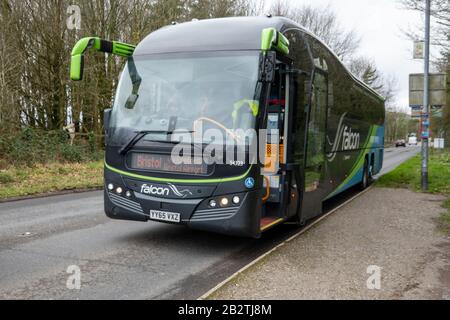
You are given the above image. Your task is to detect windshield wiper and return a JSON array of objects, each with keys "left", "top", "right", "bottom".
[
  {"left": 124, "top": 57, "right": 142, "bottom": 110},
  {"left": 118, "top": 130, "right": 194, "bottom": 155}
]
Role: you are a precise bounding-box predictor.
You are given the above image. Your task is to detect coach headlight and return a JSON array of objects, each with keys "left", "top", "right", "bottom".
[
  {"left": 209, "top": 200, "right": 218, "bottom": 208},
  {"left": 220, "top": 198, "right": 229, "bottom": 207},
  {"left": 108, "top": 183, "right": 114, "bottom": 191}
]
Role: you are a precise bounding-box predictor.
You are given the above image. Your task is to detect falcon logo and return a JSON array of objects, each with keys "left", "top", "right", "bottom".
[
  {"left": 141, "top": 184, "right": 170, "bottom": 197},
  {"left": 342, "top": 126, "right": 360, "bottom": 151},
  {"left": 168, "top": 184, "right": 193, "bottom": 198},
  {"left": 140, "top": 183, "right": 193, "bottom": 198},
  {"left": 327, "top": 113, "right": 361, "bottom": 162}
]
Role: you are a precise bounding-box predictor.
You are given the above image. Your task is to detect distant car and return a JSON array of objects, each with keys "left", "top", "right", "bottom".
[
  {"left": 408, "top": 136, "right": 418, "bottom": 146},
  {"left": 395, "top": 139, "right": 407, "bottom": 147}
]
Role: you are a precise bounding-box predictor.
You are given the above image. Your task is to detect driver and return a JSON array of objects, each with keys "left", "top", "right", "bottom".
[
  {"left": 232, "top": 99, "right": 259, "bottom": 130},
  {"left": 192, "top": 86, "right": 259, "bottom": 143}
]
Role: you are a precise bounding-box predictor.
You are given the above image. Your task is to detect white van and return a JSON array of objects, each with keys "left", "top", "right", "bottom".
[{"left": 408, "top": 135, "right": 418, "bottom": 146}]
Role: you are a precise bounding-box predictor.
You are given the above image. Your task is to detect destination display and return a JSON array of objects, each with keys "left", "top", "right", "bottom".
[{"left": 130, "top": 153, "right": 208, "bottom": 175}]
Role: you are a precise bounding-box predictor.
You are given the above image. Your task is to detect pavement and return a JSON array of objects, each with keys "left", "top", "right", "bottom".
[
  {"left": 0, "top": 146, "right": 423, "bottom": 300},
  {"left": 210, "top": 188, "right": 450, "bottom": 300}
]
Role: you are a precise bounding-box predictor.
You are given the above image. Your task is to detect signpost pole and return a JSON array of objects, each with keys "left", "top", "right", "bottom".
[{"left": 421, "top": 0, "right": 431, "bottom": 191}]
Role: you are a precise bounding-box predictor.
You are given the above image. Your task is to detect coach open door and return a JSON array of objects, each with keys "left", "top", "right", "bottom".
[
  {"left": 301, "top": 68, "right": 329, "bottom": 221},
  {"left": 284, "top": 67, "right": 303, "bottom": 225}
]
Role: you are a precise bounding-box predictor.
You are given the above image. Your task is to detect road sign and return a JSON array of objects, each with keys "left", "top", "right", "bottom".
[
  {"left": 411, "top": 109, "right": 423, "bottom": 118},
  {"left": 434, "top": 138, "right": 445, "bottom": 149},
  {"left": 409, "top": 73, "right": 447, "bottom": 107},
  {"left": 413, "top": 41, "right": 424, "bottom": 59}
]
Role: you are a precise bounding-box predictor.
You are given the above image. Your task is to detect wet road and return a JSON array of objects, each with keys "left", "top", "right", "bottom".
[{"left": 0, "top": 146, "right": 420, "bottom": 299}]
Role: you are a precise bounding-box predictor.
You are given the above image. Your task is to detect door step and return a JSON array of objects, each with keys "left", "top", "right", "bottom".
[{"left": 260, "top": 217, "right": 284, "bottom": 232}]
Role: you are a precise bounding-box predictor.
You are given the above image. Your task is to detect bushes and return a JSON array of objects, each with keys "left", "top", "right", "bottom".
[
  {"left": 59, "top": 144, "right": 85, "bottom": 163},
  {"left": 0, "top": 127, "right": 104, "bottom": 167},
  {"left": 0, "top": 172, "right": 15, "bottom": 184}
]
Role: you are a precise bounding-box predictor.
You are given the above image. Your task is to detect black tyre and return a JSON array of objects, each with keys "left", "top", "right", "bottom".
[{"left": 360, "top": 159, "right": 370, "bottom": 190}]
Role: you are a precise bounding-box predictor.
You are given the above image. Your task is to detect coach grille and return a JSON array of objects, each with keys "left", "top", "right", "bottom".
[
  {"left": 191, "top": 207, "right": 240, "bottom": 222},
  {"left": 108, "top": 192, "right": 144, "bottom": 215}
]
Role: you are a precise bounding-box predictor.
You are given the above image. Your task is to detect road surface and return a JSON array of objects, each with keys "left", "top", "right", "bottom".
[{"left": 0, "top": 146, "right": 420, "bottom": 299}]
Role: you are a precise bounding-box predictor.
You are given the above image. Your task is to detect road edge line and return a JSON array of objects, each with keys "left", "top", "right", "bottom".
[{"left": 198, "top": 185, "right": 375, "bottom": 300}]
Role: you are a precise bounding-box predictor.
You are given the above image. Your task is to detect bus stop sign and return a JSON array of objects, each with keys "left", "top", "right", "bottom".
[{"left": 409, "top": 73, "right": 447, "bottom": 108}]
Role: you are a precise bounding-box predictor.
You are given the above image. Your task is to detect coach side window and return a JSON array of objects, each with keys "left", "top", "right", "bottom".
[
  {"left": 283, "top": 29, "right": 314, "bottom": 170},
  {"left": 303, "top": 37, "right": 329, "bottom": 191},
  {"left": 304, "top": 70, "right": 328, "bottom": 191}
]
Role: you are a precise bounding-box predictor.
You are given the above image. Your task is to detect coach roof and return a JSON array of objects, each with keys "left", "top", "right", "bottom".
[
  {"left": 134, "top": 16, "right": 384, "bottom": 101},
  {"left": 134, "top": 16, "right": 297, "bottom": 55}
]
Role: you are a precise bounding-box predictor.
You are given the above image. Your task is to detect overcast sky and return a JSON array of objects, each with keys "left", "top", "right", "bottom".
[{"left": 283, "top": 0, "right": 428, "bottom": 110}]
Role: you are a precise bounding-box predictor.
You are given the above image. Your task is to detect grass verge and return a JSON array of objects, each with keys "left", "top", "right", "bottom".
[
  {"left": 0, "top": 161, "right": 103, "bottom": 200},
  {"left": 376, "top": 150, "right": 450, "bottom": 194},
  {"left": 376, "top": 150, "right": 450, "bottom": 234}
]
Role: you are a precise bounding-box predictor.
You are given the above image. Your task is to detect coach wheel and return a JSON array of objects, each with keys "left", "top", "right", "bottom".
[{"left": 360, "top": 159, "right": 370, "bottom": 190}]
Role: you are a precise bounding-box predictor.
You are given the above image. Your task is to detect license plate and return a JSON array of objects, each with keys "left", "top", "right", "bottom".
[{"left": 149, "top": 210, "right": 181, "bottom": 223}]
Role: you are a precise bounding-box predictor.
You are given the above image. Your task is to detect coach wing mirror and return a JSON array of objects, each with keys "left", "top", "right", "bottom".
[
  {"left": 103, "top": 108, "right": 112, "bottom": 145},
  {"left": 259, "top": 28, "right": 289, "bottom": 83},
  {"left": 261, "top": 28, "right": 289, "bottom": 55},
  {"left": 70, "top": 37, "right": 136, "bottom": 81},
  {"left": 259, "top": 51, "right": 276, "bottom": 83},
  {"left": 104, "top": 109, "right": 112, "bottom": 134}
]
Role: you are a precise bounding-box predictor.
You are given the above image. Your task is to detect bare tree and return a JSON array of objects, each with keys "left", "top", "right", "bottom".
[
  {"left": 385, "top": 106, "right": 415, "bottom": 143},
  {"left": 399, "top": 0, "right": 449, "bottom": 71},
  {"left": 0, "top": 0, "right": 22, "bottom": 131},
  {"left": 400, "top": 0, "right": 449, "bottom": 34},
  {"left": 348, "top": 56, "right": 399, "bottom": 105},
  {"left": 0, "top": 0, "right": 404, "bottom": 147},
  {"left": 381, "top": 74, "right": 400, "bottom": 107},
  {"left": 242, "top": 0, "right": 267, "bottom": 16},
  {"left": 399, "top": 0, "right": 449, "bottom": 141},
  {"left": 267, "top": 0, "right": 361, "bottom": 60},
  {"left": 186, "top": 0, "right": 249, "bottom": 19},
  {"left": 0, "top": 0, "right": 260, "bottom": 138},
  {"left": 348, "top": 57, "right": 384, "bottom": 91}
]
